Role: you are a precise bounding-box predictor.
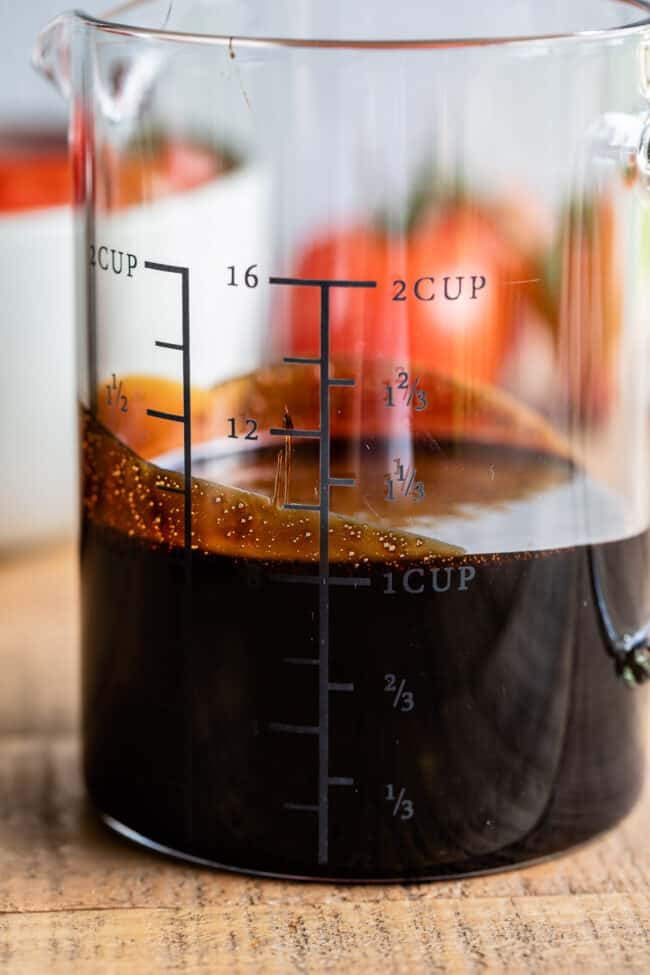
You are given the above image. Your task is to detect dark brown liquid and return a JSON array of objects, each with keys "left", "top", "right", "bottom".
[{"left": 81, "top": 377, "right": 648, "bottom": 880}]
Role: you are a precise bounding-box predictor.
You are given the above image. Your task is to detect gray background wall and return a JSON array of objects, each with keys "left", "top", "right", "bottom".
[{"left": 0, "top": 0, "right": 103, "bottom": 128}]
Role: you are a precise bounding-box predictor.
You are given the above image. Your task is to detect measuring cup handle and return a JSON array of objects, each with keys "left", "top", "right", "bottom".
[
  {"left": 582, "top": 113, "right": 650, "bottom": 687},
  {"left": 588, "top": 547, "right": 650, "bottom": 687}
]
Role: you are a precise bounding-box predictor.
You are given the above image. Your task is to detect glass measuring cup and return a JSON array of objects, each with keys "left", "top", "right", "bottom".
[{"left": 34, "top": 0, "right": 650, "bottom": 881}]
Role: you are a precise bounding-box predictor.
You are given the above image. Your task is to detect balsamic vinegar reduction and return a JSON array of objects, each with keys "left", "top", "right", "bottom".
[{"left": 81, "top": 369, "right": 649, "bottom": 880}]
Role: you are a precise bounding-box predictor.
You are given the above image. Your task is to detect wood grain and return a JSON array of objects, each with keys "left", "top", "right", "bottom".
[
  {"left": 1, "top": 545, "right": 649, "bottom": 974},
  {"left": 3, "top": 895, "right": 650, "bottom": 975},
  {"left": 0, "top": 543, "right": 78, "bottom": 734}
]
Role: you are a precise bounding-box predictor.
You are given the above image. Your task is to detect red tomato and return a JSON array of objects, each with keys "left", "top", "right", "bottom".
[
  {"left": 284, "top": 206, "right": 529, "bottom": 384},
  {"left": 0, "top": 119, "right": 223, "bottom": 215},
  {"left": 0, "top": 152, "right": 70, "bottom": 213},
  {"left": 407, "top": 205, "right": 529, "bottom": 382},
  {"left": 282, "top": 227, "right": 409, "bottom": 364},
  {"left": 555, "top": 198, "right": 622, "bottom": 424}
]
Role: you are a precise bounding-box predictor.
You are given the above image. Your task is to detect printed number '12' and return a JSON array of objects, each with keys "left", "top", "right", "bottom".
[{"left": 228, "top": 418, "right": 259, "bottom": 440}]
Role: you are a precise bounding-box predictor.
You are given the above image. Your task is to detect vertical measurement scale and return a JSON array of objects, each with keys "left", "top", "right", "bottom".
[
  {"left": 143, "top": 261, "right": 193, "bottom": 844},
  {"left": 269, "top": 276, "right": 376, "bottom": 865},
  {"left": 145, "top": 262, "right": 192, "bottom": 573}
]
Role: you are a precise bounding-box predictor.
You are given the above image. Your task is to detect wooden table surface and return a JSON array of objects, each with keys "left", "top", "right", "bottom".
[{"left": 2, "top": 543, "right": 650, "bottom": 974}]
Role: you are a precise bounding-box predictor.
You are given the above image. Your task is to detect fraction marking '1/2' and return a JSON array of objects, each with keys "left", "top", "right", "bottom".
[{"left": 106, "top": 374, "right": 128, "bottom": 413}]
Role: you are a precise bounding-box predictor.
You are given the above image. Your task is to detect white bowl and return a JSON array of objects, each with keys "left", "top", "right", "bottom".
[
  {"left": 0, "top": 159, "right": 270, "bottom": 548},
  {"left": 0, "top": 203, "right": 75, "bottom": 548}
]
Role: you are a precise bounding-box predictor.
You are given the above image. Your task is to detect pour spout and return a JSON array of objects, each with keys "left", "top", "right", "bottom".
[{"left": 32, "top": 12, "right": 75, "bottom": 101}]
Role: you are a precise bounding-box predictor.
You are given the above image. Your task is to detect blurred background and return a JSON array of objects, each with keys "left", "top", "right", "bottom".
[
  {"left": 0, "top": 2, "right": 69, "bottom": 130},
  {"left": 0, "top": 1, "right": 105, "bottom": 549},
  {"left": 2, "top": 0, "right": 648, "bottom": 551}
]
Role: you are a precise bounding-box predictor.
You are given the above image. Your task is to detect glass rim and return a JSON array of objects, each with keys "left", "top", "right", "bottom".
[{"left": 75, "top": 0, "right": 650, "bottom": 49}]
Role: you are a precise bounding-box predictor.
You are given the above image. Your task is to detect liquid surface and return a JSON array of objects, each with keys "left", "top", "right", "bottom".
[
  {"left": 82, "top": 368, "right": 649, "bottom": 879},
  {"left": 89, "top": 360, "right": 638, "bottom": 560}
]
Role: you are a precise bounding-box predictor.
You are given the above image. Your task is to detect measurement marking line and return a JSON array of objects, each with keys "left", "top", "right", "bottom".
[
  {"left": 508, "top": 277, "right": 541, "bottom": 285},
  {"left": 329, "top": 682, "right": 354, "bottom": 692},
  {"left": 146, "top": 260, "right": 192, "bottom": 846},
  {"left": 328, "top": 777, "right": 354, "bottom": 787},
  {"left": 284, "top": 657, "right": 319, "bottom": 666},
  {"left": 284, "top": 356, "right": 321, "bottom": 365},
  {"left": 270, "top": 274, "right": 377, "bottom": 868},
  {"left": 144, "top": 261, "right": 186, "bottom": 276},
  {"left": 318, "top": 283, "right": 331, "bottom": 866},
  {"left": 155, "top": 483, "right": 185, "bottom": 495},
  {"left": 270, "top": 276, "right": 377, "bottom": 289},
  {"left": 155, "top": 340, "right": 184, "bottom": 351},
  {"left": 273, "top": 574, "right": 320, "bottom": 585},
  {"left": 284, "top": 802, "right": 319, "bottom": 813},
  {"left": 146, "top": 409, "right": 185, "bottom": 424},
  {"left": 270, "top": 428, "right": 321, "bottom": 439},
  {"left": 329, "top": 577, "right": 372, "bottom": 587},
  {"left": 283, "top": 502, "right": 320, "bottom": 512},
  {"left": 273, "top": 574, "right": 371, "bottom": 588},
  {"left": 146, "top": 261, "right": 191, "bottom": 567},
  {"left": 269, "top": 722, "right": 319, "bottom": 736},
  {"left": 179, "top": 268, "right": 192, "bottom": 573}
]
